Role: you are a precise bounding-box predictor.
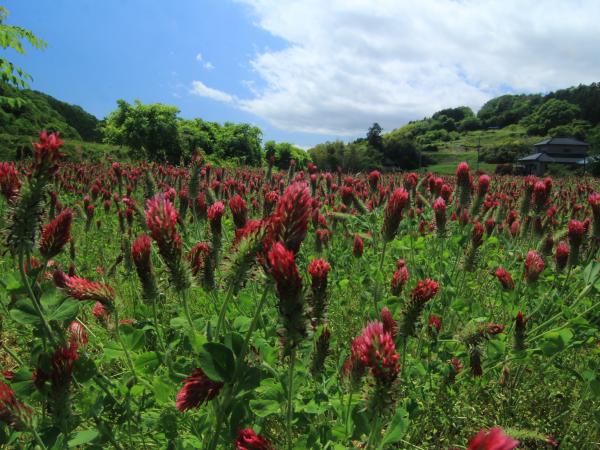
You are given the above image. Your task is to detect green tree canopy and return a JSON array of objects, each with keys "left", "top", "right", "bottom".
[
  {"left": 102, "top": 100, "right": 182, "bottom": 163},
  {"left": 522, "top": 99, "right": 581, "bottom": 136}
]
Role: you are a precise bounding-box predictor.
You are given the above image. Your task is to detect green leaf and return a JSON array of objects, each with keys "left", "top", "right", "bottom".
[
  {"left": 120, "top": 326, "right": 146, "bottom": 351},
  {"left": 249, "top": 398, "right": 280, "bottom": 418},
  {"left": 379, "top": 407, "right": 409, "bottom": 448},
  {"left": 47, "top": 298, "right": 80, "bottom": 322},
  {"left": 540, "top": 328, "right": 573, "bottom": 356},
  {"left": 198, "top": 342, "right": 235, "bottom": 382},
  {"left": 68, "top": 430, "right": 100, "bottom": 447},
  {"left": 9, "top": 298, "right": 40, "bottom": 325},
  {"left": 73, "top": 355, "right": 97, "bottom": 383}
]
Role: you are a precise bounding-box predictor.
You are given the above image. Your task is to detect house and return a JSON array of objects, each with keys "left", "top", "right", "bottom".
[{"left": 517, "top": 137, "right": 590, "bottom": 176}]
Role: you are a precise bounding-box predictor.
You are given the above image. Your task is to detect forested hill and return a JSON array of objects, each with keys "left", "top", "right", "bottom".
[
  {"left": 0, "top": 82, "right": 101, "bottom": 141},
  {"left": 309, "top": 82, "right": 600, "bottom": 173}
]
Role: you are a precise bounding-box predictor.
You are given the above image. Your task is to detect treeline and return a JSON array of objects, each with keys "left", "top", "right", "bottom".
[
  {"left": 308, "top": 123, "right": 433, "bottom": 172},
  {"left": 394, "top": 83, "right": 600, "bottom": 154}
]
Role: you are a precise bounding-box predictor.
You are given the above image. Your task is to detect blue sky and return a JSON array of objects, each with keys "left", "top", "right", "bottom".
[
  {"left": 2, "top": 1, "right": 311, "bottom": 144},
  {"left": 3, "top": 1, "right": 600, "bottom": 148}
]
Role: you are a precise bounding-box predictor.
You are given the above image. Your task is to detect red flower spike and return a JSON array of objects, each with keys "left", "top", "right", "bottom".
[
  {"left": 176, "top": 368, "right": 223, "bottom": 411},
  {"left": 524, "top": 250, "right": 544, "bottom": 283},
  {"left": 235, "top": 428, "right": 274, "bottom": 450},
  {"left": 466, "top": 427, "right": 519, "bottom": 450},
  {"left": 39, "top": 208, "right": 73, "bottom": 259}
]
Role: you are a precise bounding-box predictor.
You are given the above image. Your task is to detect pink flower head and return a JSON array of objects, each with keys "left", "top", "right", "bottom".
[
  {"left": 55, "top": 271, "right": 115, "bottom": 306},
  {"left": 477, "top": 174, "right": 490, "bottom": 196},
  {"left": 390, "top": 265, "right": 409, "bottom": 296},
  {"left": 428, "top": 314, "right": 442, "bottom": 334},
  {"left": 33, "top": 130, "right": 64, "bottom": 177},
  {"left": 368, "top": 170, "right": 381, "bottom": 190},
  {"left": 353, "top": 234, "right": 364, "bottom": 257},
  {"left": 228, "top": 194, "right": 248, "bottom": 229},
  {"left": 176, "top": 368, "right": 223, "bottom": 411},
  {"left": 235, "top": 429, "right": 274, "bottom": 450},
  {"left": 0, "top": 162, "right": 20, "bottom": 202},
  {"left": 308, "top": 258, "right": 331, "bottom": 293},
  {"left": 188, "top": 242, "right": 211, "bottom": 276},
  {"left": 146, "top": 194, "right": 179, "bottom": 246},
  {"left": 351, "top": 321, "right": 400, "bottom": 383},
  {"left": 456, "top": 162, "right": 471, "bottom": 189},
  {"left": 268, "top": 242, "right": 302, "bottom": 303},
  {"left": 0, "top": 380, "right": 32, "bottom": 428},
  {"left": 494, "top": 267, "right": 515, "bottom": 291},
  {"left": 524, "top": 250, "right": 544, "bottom": 283},
  {"left": 555, "top": 241, "right": 570, "bottom": 270},
  {"left": 274, "top": 182, "right": 312, "bottom": 254},
  {"left": 92, "top": 301, "right": 109, "bottom": 321},
  {"left": 466, "top": 427, "right": 519, "bottom": 450},
  {"left": 380, "top": 307, "right": 397, "bottom": 338},
  {"left": 39, "top": 208, "right": 73, "bottom": 258},
  {"left": 567, "top": 219, "right": 585, "bottom": 247},
  {"left": 131, "top": 234, "right": 152, "bottom": 274},
  {"left": 410, "top": 279, "right": 439, "bottom": 303},
  {"left": 208, "top": 201, "right": 225, "bottom": 235},
  {"left": 268, "top": 242, "right": 305, "bottom": 349},
  {"left": 69, "top": 321, "right": 88, "bottom": 346},
  {"left": 382, "top": 188, "right": 409, "bottom": 242}
]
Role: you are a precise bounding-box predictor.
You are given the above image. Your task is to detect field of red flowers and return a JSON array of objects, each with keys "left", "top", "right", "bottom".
[{"left": 1, "top": 132, "right": 599, "bottom": 449}]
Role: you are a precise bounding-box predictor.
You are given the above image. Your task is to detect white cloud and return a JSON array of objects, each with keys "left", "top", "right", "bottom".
[
  {"left": 195, "top": 52, "right": 204, "bottom": 61},
  {"left": 224, "top": 0, "right": 600, "bottom": 136},
  {"left": 190, "top": 80, "right": 235, "bottom": 103},
  {"left": 203, "top": 61, "right": 215, "bottom": 70}
]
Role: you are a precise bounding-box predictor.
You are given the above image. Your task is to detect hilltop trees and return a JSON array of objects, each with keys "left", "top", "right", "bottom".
[
  {"left": 102, "top": 101, "right": 264, "bottom": 164},
  {"left": 102, "top": 100, "right": 182, "bottom": 162}
]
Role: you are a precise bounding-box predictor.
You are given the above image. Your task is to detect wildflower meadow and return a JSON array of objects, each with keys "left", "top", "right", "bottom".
[{"left": 1, "top": 132, "right": 599, "bottom": 449}]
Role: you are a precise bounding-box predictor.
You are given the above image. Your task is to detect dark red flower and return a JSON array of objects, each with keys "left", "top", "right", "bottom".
[
  {"left": 55, "top": 271, "right": 115, "bottom": 306},
  {"left": 524, "top": 250, "right": 544, "bottom": 283},
  {"left": 494, "top": 267, "right": 515, "bottom": 291},
  {"left": 555, "top": 241, "right": 569, "bottom": 271},
  {"left": 274, "top": 182, "right": 312, "bottom": 254},
  {"left": 229, "top": 194, "right": 248, "bottom": 229},
  {"left": 351, "top": 321, "right": 400, "bottom": 383},
  {"left": 567, "top": 219, "right": 585, "bottom": 248},
  {"left": 380, "top": 307, "right": 397, "bottom": 338},
  {"left": 353, "top": 234, "right": 364, "bottom": 257},
  {"left": 466, "top": 427, "right": 519, "bottom": 450},
  {"left": 410, "top": 279, "right": 439, "bottom": 303},
  {"left": 382, "top": 188, "right": 409, "bottom": 242},
  {"left": 390, "top": 265, "right": 409, "bottom": 296},
  {"left": 176, "top": 368, "right": 223, "bottom": 411},
  {"left": 32, "top": 130, "right": 64, "bottom": 177},
  {"left": 428, "top": 314, "right": 442, "bottom": 334},
  {"left": 0, "top": 162, "right": 20, "bottom": 202},
  {"left": 39, "top": 208, "right": 73, "bottom": 258},
  {"left": 235, "top": 428, "right": 274, "bottom": 450},
  {"left": 268, "top": 242, "right": 305, "bottom": 350}
]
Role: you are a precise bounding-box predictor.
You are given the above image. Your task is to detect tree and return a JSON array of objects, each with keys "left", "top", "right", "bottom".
[
  {"left": 216, "top": 123, "right": 262, "bottom": 166},
  {"left": 367, "top": 122, "right": 383, "bottom": 151},
  {"left": 382, "top": 134, "right": 421, "bottom": 169},
  {"left": 477, "top": 94, "right": 543, "bottom": 128},
  {"left": 522, "top": 99, "right": 581, "bottom": 136},
  {"left": 0, "top": 7, "right": 46, "bottom": 106},
  {"left": 102, "top": 100, "right": 182, "bottom": 163}
]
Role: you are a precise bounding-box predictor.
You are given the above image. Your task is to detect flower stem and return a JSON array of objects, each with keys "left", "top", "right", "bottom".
[{"left": 286, "top": 348, "right": 296, "bottom": 450}]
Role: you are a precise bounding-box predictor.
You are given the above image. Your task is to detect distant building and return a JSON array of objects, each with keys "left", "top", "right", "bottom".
[{"left": 517, "top": 137, "right": 590, "bottom": 176}]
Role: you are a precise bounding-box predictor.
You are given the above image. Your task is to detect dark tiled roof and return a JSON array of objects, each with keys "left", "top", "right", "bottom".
[
  {"left": 534, "top": 137, "right": 589, "bottom": 147},
  {"left": 518, "top": 153, "right": 589, "bottom": 164}
]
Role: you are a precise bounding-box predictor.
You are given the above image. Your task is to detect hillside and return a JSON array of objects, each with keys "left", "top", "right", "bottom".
[{"left": 0, "top": 82, "right": 101, "bottom": 141}]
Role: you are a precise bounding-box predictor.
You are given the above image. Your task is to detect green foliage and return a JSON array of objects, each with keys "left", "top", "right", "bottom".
[
  {"left": 0, "top": 82, "right": 99, "bottom": 140},
  {"left": 264, "top": 140, "right": 308, "bottom": 169},
  {"left": 477, "top": 94, "right": 543, "bottom": 128},
  {"left": 102, "top": 99, "right": 183, "bottom": 163},
  {"left": 522, "top": 99, "right": 581, "bottom": 136},
  {"left": 0, "top": 7, "right": 46, "bottom": 92}
]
